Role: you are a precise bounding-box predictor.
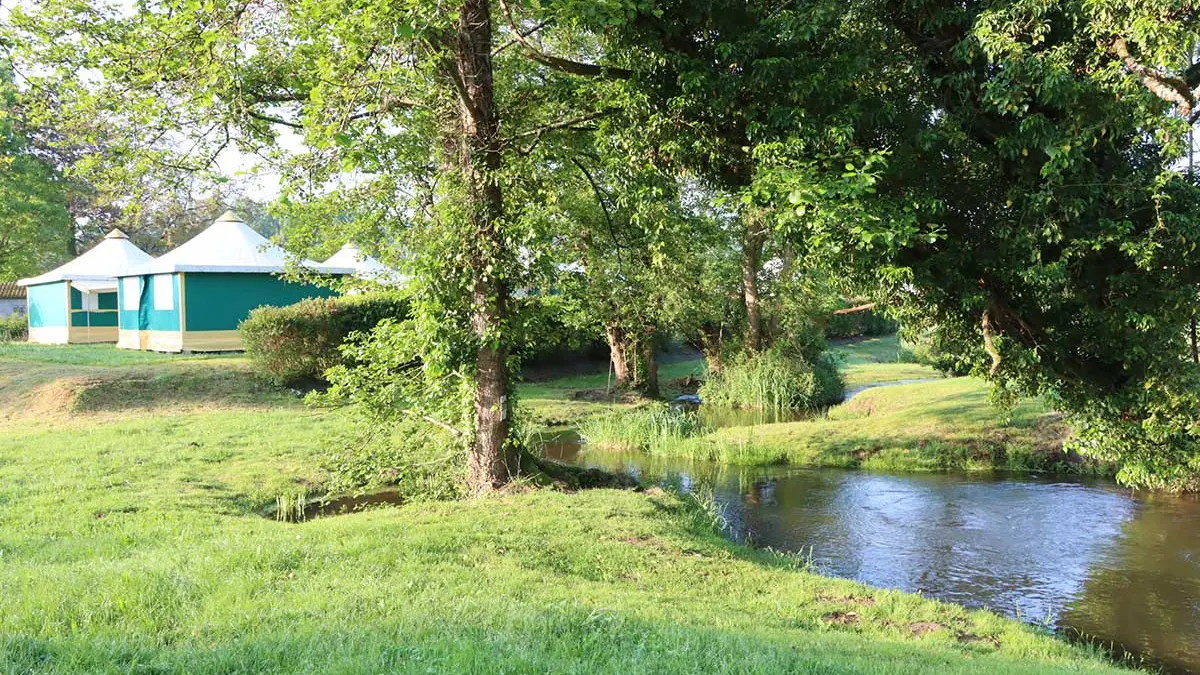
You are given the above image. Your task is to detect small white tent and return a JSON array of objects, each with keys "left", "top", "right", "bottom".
[
  {"left": 322, "top": 243, "right": 408, "bottom": 286},
  {"left": 115, "top": 211, "right": 354, "bottom": 352},
  {"left": 17, "top": 229, "right": 154, "bottom": 344}
]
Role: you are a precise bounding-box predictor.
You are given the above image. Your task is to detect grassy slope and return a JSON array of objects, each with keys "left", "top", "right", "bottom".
[
  {"left": 0, "top": 342, "right": 1135, "bottom": 674},
  {"left": 582, "top": 336, "right": 1104, "bottom": 475},
  {"left": 830, "top": 334, "right": 945, "bottom": 386},
  {"left": 663, "top": 378, "right": 1075, "bottom": 471}
]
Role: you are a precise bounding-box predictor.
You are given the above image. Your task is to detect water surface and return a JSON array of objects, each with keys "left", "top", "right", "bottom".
[{"left": 546, "top": 442, "right": 1200, "bottom": 673}]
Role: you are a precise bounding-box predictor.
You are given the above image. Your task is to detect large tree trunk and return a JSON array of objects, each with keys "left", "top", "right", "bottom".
[
  {"left": 605, "top": 322, "right": 632, "bottom": 387},
  {"left": 699, "top": 323, "right": 724, "bottom": 375},
  {"left": 454, "top": 0, "right": 514, "bottom": 494},
  {"left": 642, "top": 333, "right": 660, "bottom": 398},
  {"left": 742, "top": 216, "right": 765, "bottom": 353}
]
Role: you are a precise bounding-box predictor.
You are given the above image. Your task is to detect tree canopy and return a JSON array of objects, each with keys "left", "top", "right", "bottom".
[{"left": 6, "top": 0, "right": 1200, "bottom": 490}]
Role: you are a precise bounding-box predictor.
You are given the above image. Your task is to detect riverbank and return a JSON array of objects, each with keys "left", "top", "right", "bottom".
[
  {"left": 570, "top": 336, "right": 1112, "bottom": 476},
  {"left": 0, "top": 342, "right": 1138, "bottom": 674}
]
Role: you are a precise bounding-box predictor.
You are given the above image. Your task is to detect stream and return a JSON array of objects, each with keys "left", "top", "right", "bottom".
[{"left": 545, "top": 391, "right": 1200, "bottom": 674}]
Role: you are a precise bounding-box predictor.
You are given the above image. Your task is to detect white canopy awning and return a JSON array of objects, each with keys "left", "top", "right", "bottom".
[
  {"left": 18, "top": 229, "right": 153, "bottom": 288},
  {"left": 122, "top": 211, "right": 355, "bottom": 277},
  {"left": 322, "top": 243, "right": 408, "bottom": 286}
]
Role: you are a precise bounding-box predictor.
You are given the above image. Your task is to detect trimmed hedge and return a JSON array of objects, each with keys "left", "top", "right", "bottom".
[
  {"left": 241, "top": 293, "right": 409, "bottom": 386},
  {"left": 0, "top": 314, "right": 27, "bottom": 342}
]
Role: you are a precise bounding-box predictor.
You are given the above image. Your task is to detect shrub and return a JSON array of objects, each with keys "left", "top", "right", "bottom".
[
  {"left": 700, "top": 347, "right": 844, "bottom": 412},
  {"left": 321, "top": 417, "right": 465, "bottom": 501},
  {"left": 241, "top": 292, "right": 409, "bottom": 386},
  {"left": 0, "top": 314, "right": 27, "bottom": 342}
]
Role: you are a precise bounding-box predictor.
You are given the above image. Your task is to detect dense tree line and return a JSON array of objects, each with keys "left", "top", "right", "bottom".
[{"left": 5, "top": 0, "right": 1200, "bottom": 490}]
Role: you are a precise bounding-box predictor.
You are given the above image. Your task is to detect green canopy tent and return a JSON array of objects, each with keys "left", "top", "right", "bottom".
[{"left": 116, "top": 211, "right": 352, "bottom": 352}]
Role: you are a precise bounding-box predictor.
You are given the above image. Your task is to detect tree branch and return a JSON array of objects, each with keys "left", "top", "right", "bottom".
[
  {"left": 493, "top": 18, "right": 551, "bottom": 56},
  {"left": 982, "top": 308, "right": 1001, "bottom": 376},
  {"left": 247, "top": 110, "right": 303, "bottom": 129},
  {"left": 1112, "top": 37, "right": 1195, "bottom": 118},
  {"left": 831, "top": 302, "right": 877, "bottom": 315},
  {"left": 510, "top": 108, "right": 615, "bottom": 142},
  {"left": 497, "top": 0, "right": 632, "bottom": 80}
]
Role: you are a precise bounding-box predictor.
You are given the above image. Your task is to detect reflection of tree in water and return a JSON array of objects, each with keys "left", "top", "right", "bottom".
[{"left": 1059, "top": 498, "right": 1200, "bottom": 674}]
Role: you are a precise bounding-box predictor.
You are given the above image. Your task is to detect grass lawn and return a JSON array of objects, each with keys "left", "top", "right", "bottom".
[
  {"left": 830, "top": 334, "right": 945, "bottom": 387},
  {"left": 654, "top": 378, "right": 1099, "bottom": 473},
  {"left": 0, "top": 340, "right": 1136, "bottom": 674},
  {"left": 573, "top": 335, "right": 1107, "bottom": 476}
]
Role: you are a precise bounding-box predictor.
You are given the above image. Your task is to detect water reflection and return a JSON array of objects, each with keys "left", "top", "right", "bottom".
[{"left": 548, "top": 441, "right": 1200, "bottom": 674}]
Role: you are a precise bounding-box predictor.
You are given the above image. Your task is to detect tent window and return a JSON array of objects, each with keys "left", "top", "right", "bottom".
[
  {"left": 153, "top": 275, "right": 174, "bottom": 311},
  {"left": 83, "top": 292, "right": 99, "bottom": 312},
  {"left": 122, "top": 278, "right": 140, "bottom": 311}
]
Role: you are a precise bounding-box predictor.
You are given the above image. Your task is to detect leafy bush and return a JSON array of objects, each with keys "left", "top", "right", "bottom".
[
  {"left": 321, "top": 417, "right": 465, "bottom": 501},
  {"left": 700, "top": 346, "right": 844, "bottom": 412},
  {"left": 901, "top": 328, "right": 974, "bottom": 376},
  {"left": 241, "top": 292, "right": 409, "bottom": 386},
  {"left": 0, "top": 314, "right": 27, "bottom": 342}
]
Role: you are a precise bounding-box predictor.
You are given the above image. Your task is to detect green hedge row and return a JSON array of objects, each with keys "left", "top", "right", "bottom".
[{"left": 241, "top": 293, "right": 409, "bottom": 386}]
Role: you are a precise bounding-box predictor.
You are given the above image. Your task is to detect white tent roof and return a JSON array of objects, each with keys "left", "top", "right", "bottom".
[
  {"left": 18, "top": 229, "right": 154, "bottom": 291},
  {"left": 322, "top": 243, "right": 408, "bottom": 285},
  {"left": 122, "top": 211, "right": 354, "bottom": 277}
]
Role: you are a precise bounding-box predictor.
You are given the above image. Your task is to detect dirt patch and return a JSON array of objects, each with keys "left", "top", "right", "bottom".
[
  {"left": 670, "top": 375, "right": 701, "bottom": 394},
  {"left": 822, "top": 611, "right": 860, "bottom": 625},
  {"left": 828, "top": 594, "right": 876, "bottom": 607},
  {"left": 24, "top": 376, "right": 103, "bottom": 418},
  {"left": 957, "top": 633, "right": 1000, "bottom": 648},
  {"left": 908, "top": 621, "right": 946, "bottom": 637},
  {"left": 569, "top": 388, "right": 644, "bottom": 404}
]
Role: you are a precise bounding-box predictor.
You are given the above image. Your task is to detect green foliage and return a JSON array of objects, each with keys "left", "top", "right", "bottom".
[
  {"left": 825, "top": 305, "right": 899, "bottom": 339},
  {"left": 900, "top": 328, "right": 974, "bottom": 377},
  {"left": 700, "top": 347, "right": 844, "bottom": 413},
  {"left": 577, "top": 404, "right": 707, "bottom": 452},
  {"left": 0, "top": 59, "right": 71, "bottom": 280},
  {"left": 0, "top": 314, "right": 27, "bottom": 342},
  {"left": 321, "top": 417, "right": 464, "bottom": 501},
  {"left": 241, "top": 293, "right": 409, "bottom": 386}
]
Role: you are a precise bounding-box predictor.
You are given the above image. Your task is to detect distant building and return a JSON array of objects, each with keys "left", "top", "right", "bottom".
[
  {"left": 17, "top": 230, "right": 154, "bottom": 344},
  {"left": 0, "top": 282, "right": 25, "bottom": 318},
  {"left": 116, "top": 211, "right": 352, "bottom": 352},
  {"left": 322, "top": 243, "right": 408, "bottom": 287}
]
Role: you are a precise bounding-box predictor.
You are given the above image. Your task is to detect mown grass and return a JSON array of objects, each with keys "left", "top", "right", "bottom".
[
  {"left": 0, "top": 417, "right": 1135, "bottom": 675},
  {"left": 0, "top": 341, "right": 1140, "bottom": 674},
  {"left": 829, "top": 334, "right": 944, "bottom": 386},
  {"left": 0, "top": 341, "right": 236, "bottom": 366}
]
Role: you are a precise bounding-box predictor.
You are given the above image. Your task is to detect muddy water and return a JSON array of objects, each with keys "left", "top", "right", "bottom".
[{"left": 545, "top": 442, "right": 1200, "bottom": 674}]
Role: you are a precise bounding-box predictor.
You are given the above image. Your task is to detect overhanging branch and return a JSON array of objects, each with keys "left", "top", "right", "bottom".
[
  {"left": 1112, "top": 37, "right": 1197, "bottom": 119},
  {"left": 497, "top": 0, "right": 632, "bottom": 80}
]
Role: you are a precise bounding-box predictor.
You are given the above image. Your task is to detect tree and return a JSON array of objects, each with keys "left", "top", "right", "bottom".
[
  {"left": 8, "top": 0, "right": 644, "bottom": 493},
  {"left": 814, "top": 0, "right": 1200, "bottom": 490},
  {"left": 0, "top": 57, "right": 71, "bottom": 280}
]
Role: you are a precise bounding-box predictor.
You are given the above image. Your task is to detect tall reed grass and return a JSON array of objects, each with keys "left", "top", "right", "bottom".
[
  {"left": 578, "top": 404, "right": 707, "bottom": 452},
  {"left": 700, "top": 347, "right": 843, "bottom": 412}
]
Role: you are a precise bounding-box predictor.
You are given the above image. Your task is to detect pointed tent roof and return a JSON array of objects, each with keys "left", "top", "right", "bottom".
[
  {"left": 122, "top": 211, "right": 354, "bottom": 276},
  {"left": 18, "top": 229, "right": 154, "bottom": 290},
  {"left": 322, "top": 243, "right": 408, "bottom": 285}
]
